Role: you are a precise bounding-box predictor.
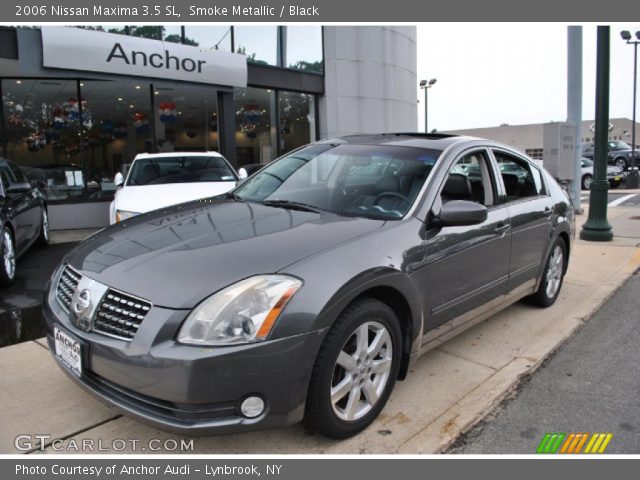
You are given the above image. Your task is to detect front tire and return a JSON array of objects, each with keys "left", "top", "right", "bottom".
[
  {"left": 303, "top": 298, "right": 402, "bottom": 439},
  {"left": 0, "top": 227, "right": 17, "bottom": 287},
  {"left": 614, "top": 157, "right": 628, "bottom": 171},
  {"left": 526, "top": 237, "right": 567, "bottom": 308}
]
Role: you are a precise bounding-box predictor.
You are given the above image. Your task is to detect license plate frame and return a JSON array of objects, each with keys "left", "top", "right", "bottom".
[{"left": 54, "top": 326, "right": 83, "bottom": 378}]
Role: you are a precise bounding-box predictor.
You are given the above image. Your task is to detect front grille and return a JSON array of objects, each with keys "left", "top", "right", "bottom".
[
  {"left": 56, "top": 265, "right": 81, "bottom": 312},
  {"left": 94, "top": 289, "right": 152, "bottom": 340}
]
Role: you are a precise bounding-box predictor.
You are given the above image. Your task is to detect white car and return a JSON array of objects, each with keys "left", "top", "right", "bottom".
[{"left": 109, "top": 152, "right": 247, "bottom": 224}]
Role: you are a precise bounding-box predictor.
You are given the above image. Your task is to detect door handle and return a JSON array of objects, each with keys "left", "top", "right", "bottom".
[
  {"left": 494, "top": 224, "right": 510, "bottom": 235},
  {"left": 544, "top": 207, "right": 553, "bottom": 218}
]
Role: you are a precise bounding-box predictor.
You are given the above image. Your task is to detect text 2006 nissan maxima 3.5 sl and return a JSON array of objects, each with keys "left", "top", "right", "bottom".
[{"left": 44, "top": 134, "right": 574, "bottom": 439}]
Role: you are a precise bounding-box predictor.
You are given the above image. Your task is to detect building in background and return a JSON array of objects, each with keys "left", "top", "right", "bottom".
[
  {"left": 445, "top": 118, "right": 640, "bottom": 161},
  {"left": 0, "top": 25, "right": 417, "bottom": 229}
]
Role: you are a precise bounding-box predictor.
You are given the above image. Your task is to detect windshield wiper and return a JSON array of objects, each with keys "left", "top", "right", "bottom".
[{"left": 259, "top": 199, "right": 324, "bottom": 213}]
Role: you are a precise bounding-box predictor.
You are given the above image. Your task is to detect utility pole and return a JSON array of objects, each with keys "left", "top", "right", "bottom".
[{"left": 580, "top": 26, "right": 613, "bottom": 242}]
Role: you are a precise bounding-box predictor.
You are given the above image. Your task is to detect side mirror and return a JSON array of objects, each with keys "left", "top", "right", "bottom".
[
  {"left": 237, "top": 168, "right": 248, "bottom": 180},
  {"left": 114, "top": 172, "right": 124, "bottom": 188},
  {"left": 6, "top": 182, "right": 32, "bottom": 195},
  {"left": 438, "top": 200, "right": 488, "bottom": 227}
]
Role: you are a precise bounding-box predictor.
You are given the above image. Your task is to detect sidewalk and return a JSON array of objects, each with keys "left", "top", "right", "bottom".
[{"left": 1, "top": 208, "right": 639, "bottom": 454}]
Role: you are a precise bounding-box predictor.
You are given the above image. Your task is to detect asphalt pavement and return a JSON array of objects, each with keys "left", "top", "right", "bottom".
[
  {"left": 0, "top": 242, "right": 75, "bottom": 348},
  {"left": 449, "top": 271, "right": 640, "bottom": 454}
]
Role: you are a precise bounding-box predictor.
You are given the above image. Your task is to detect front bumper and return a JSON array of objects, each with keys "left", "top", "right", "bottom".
[{"left": 43, "top": 287, "right": 327, "bottom": 435}]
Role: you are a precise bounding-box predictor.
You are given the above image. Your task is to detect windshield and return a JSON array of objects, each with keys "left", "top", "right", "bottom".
[
  {"left": 232, "top": 143, "right": 442, "bottom": 220},
  {"left": 608, "top": 140, "right": 631, "bottom": 151},
  {"left": 127, "top": 156, "right": 236, "bottom": 186}
]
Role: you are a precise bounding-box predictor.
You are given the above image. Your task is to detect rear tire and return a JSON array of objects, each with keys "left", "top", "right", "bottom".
[
  {"left": 303, "top": 297, "right": 402, "bottom": 439},
  {"left": 36, "top": 208, "right": 50, "bottom": 247},
  {"left": 581, "top": 174, "right": 592, "bottom": 190},
  {"left": 526, "top": 237, "right": 567, "bottom": 308},
  {"left": 0, "top": 227, "right": 17, "bottom": 287}
]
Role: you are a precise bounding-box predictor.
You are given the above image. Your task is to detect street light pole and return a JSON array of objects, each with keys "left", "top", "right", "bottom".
[
  {"left": 419, "top": 78, "right": 437, "bottom": 133},
  {"left": 620, "top": 30, "right": 640, "bottom": 189},
  {"left": 581, "top": 26, "right": 613, "bottom": 242}
]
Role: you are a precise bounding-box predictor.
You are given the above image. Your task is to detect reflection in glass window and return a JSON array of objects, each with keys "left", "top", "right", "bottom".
[
  {"left": 234, "top": 87, "right": 276, "bottom": 166},
  {"left": 162, "top": 26, "right": 183, "bottom": 44},
  {"left": 126, "top": 26, "right": 162, "bottom": 40},
  {"left": 80, "top": 80, "right": 153, "bottom": 201},
  {"left": 279, "top": 91, "right": 315, "bottom": 155},
  {"left": 285, "top": 27, "right": 323, "bottom": 73},
  {"left": 153, "top": 83, "right": 219, "bottom": 153},
  {"left": 1, "top": 79, "right": 84, "bottom": 201},
  {"left": 233, "top": 26, "right": 278, "bottom": 66},
  {"left": 184, "top": 26, "right": 232, "bottom": 50}
]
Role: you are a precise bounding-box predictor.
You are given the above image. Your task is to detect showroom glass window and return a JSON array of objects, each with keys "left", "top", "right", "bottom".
[
  {"left": 284, "top": 26, "right": 324, "bottom": 73},
  {"left": 79, "top": 80, "right": 153, "bottom": 201},
  {"left": 183, "top": 26, "right": 232, "bottom": 50},
  {"left": 233, "top": 87, "right": 276, "bottom": 166},
  {"left": 233, "top": 27, "right": 278, "bottom": 66},
  {"left": 278, "top": 91, "right": 316, "bottom": 155},
  {"left": 153, "top": 82, "right": 219, "bottom": 153},
  {"left": 1, "top": 79, "right": 84, "bottom": 201}
]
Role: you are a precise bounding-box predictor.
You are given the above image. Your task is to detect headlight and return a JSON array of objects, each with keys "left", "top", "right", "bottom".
[
  {"left": 115, "top": 210, "right": 139, "bottom": 222},
  {"left": 177, "top": 275, "right": 302, "bottom": 346}
]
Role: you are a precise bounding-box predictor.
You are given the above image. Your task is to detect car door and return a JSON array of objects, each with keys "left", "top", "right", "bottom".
[
  {"left": 491, "top": 149, "right": 554, "bottom": 296},
  {"left": 423, "top": 149, "right": 511, "bottom": 331}
]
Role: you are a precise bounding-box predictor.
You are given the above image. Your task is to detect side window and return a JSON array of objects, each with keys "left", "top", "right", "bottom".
[
  {"left": 7, "top": 162, "right": 27, "bottom": 183},
  {"left": 0, "top": 166, "right": 17, "bottom": 191},
  {"left": 441, "top": 151, "right": 496, "bottom": 207},
  {"left": 493, "top": 151, "right": 545, "bottom": 202}
]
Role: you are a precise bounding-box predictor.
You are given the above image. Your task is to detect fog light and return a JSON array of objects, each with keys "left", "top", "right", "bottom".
[{"left": 240, "top": 396, "right": 265, "bottom": 418}]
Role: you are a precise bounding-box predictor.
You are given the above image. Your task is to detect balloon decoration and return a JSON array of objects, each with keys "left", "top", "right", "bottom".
[
  {"left": 239, "top": 103, "right": 263, "bottom": 139},
  {"left": 159, "top": 102, "right": 177, "bottom": 123},
  {"left": 26, "top": 132, "right": 47, "bottom": 152},
  {"left": 133, "top": 112, "right": 150, "bottom": 133}
]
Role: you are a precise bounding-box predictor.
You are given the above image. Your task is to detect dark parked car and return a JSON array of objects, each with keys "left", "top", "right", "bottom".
[
  {"left": 581, "top": 140, "right": 640, "bottom": 171},
  {"left": 44, "top": 134, "right": 574, "bottom": 438},
  {"left": 0, "top": 158, "right": 49, "bottom": 287}
]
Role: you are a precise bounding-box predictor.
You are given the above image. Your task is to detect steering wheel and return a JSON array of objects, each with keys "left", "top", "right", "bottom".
[{"left": 372, "top": 192, "right": 411, "bottom": 208}]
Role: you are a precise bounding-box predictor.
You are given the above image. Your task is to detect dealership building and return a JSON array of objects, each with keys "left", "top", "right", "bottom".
[
  {"left": 0, "top": 25, "right": 417, "bottom": 229},
  {"left": 445, "top": 118, "right": 640, "bottom": 161}
]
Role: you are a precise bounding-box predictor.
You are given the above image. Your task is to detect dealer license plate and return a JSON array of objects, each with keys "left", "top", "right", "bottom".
[{"left": 54, "top": 327, "right": 82, "bottom": 377}]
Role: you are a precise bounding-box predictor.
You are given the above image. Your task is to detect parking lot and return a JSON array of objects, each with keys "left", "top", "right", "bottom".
[{"left": 0, "top": 204, "right": 639, "bottom": 454}]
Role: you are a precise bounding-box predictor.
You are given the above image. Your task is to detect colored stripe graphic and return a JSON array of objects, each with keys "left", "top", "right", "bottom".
[
  {"left": 538, "top": 432, "right": 613, "bottom": 454},
  {"left": 536, "top": 433, "right": 565, "bottom": 453}
]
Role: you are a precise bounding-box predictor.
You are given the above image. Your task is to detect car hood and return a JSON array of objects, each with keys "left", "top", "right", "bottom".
[
  {"left": 114, "top": 182, "right": 237, "bottom": 214},
  {"left": 66, "top": 200, "right": 384, "bottom": 309}
]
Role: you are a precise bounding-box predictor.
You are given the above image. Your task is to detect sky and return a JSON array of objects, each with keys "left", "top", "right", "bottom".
[{"left": 416, "top": 23, "right": 640, "bottom": 132}]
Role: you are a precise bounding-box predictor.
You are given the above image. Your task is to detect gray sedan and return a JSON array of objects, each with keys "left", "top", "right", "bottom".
[{"left": 43, "top": 134, "right": 574, "bottom": 438}]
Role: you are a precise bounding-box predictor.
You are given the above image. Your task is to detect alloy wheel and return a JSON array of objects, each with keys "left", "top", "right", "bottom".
[
  {"left": 330, "top": 321, "right": 393, "bottom": 422},
  {"left": 42, "top": 210, "right": 49, "bottom": 242},
  {"left": 2, "top": 230, "right": 16, "bottom": 280},
  {"left": 545, "top": 245, "right": 564, "bottom": 299},
  {"left": 614, "top": 158, "right": 628, "bottom": 171}
]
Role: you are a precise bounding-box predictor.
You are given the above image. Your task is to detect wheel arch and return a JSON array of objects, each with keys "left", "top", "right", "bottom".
[{"left": 313, "top": 271, "right": 424, "bottom": 382}]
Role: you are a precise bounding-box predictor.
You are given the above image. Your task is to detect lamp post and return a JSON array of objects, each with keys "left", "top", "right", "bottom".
[
  {"left": 580, "top": 26, "right": 613, "bottom": 242},
  {"left": 419, "top": 78, "right": 437, "bottom": 133},
  {"left": 620, "top": 30, "right": 640, "bottom": 189}
]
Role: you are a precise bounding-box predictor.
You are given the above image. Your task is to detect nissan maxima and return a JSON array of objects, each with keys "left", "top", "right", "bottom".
[{"left": 44, "top": 134, "right": 574, "bottom": 438}]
